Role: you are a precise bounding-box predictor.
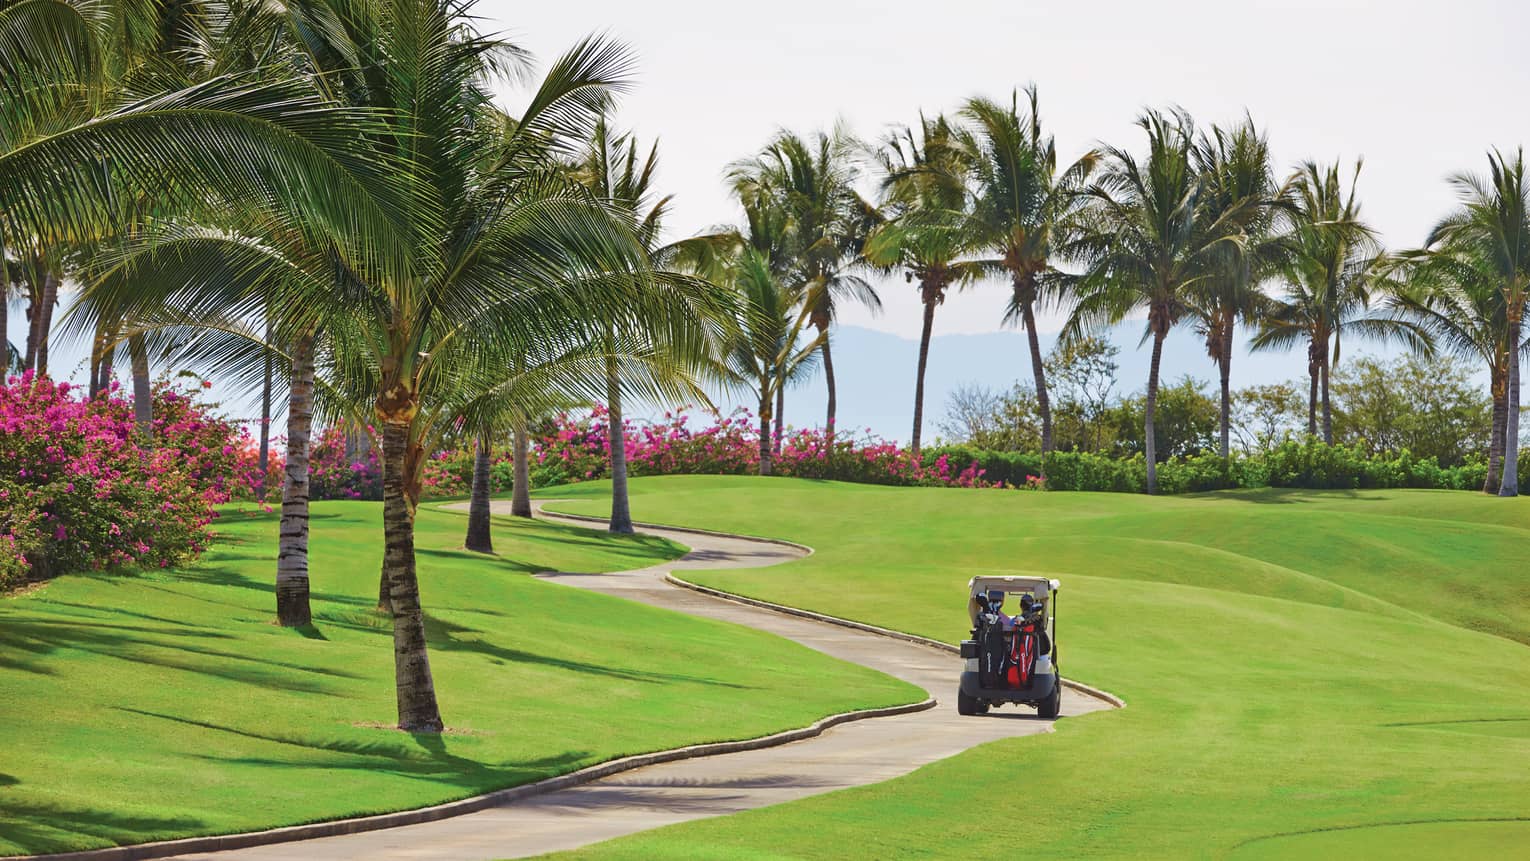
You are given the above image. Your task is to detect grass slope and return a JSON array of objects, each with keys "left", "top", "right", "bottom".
[
  {"left": 541, "top": 477, "right": 1530, "bottom": 860},
  {"left": 0, "top": 500, "right": 919, "bottom": 856}
]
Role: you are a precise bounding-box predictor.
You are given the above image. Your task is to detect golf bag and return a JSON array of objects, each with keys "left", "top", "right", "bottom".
[
  {"left": 1008, "top": 627, "right": 1038, "bottom": 688},
  {"left": 978, "top": 616, "right": 1008, "bottom": 688}
]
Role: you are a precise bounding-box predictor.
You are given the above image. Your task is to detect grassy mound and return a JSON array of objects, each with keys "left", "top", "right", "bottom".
[
  {"left": 541, "top": 477, "right": 1530, "bottom": 859},
  {"left": 0, "top": 499, "right": 920, "bottom": 856}
]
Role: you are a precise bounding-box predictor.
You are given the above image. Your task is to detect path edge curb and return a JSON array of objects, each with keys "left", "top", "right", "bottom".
[
  {"left": 664, "top": 574, "right": 1127, "bottom": 709},
  {"left": 10, "top": 698, "right": 935, "bottom": 861}
]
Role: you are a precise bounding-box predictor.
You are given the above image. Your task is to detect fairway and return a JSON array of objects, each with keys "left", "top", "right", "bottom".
[
  {"left": 541, "top": 477, "right": 1530, "bottom": 859},
  {"left": 0, "top": 501, "right": 920, "bottom": 857}
]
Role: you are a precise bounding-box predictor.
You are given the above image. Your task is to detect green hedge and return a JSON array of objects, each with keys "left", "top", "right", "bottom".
[{"left": 920, "top": 439, "right": 1514, "bottom": 495}]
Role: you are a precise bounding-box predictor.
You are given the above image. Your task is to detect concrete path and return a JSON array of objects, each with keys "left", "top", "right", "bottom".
[{"left": 178, "top": 502, "right": 1110, "bottom": 861}]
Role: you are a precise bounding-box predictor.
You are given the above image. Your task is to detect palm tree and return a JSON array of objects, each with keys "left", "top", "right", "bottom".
[
  {"left": 867, "top": 114, "right": 985, "bottom": 454},
  {"left": 1188, "top": 118, "right": 1284, "bottom": 457},
  {"left": 575, "top": 119, "right": 733, "bottom": 533},
  {"left": 79, "top": 2, "right": 658, "bottom": 731},
  {"left": 1252, "top": 161, "right": 1425, "bottom": 444},
  {"left": 1064, "top": 109, "right": 1258, "bottom": 493},
  {"left": 731, "top": 128, "right": 878, "bottom": 444},
  {"left": 960, "top": 86, "right": 1097, "bottom": 463},
  {"left": 724, "top": 249, "right": 822, "bottom": 475},
  {"left": 1425, "top": 150, "right": 1530, "bottom": 496},
  {"left": 1388, "top": 244, "right": 1517, "bottom": 492}
]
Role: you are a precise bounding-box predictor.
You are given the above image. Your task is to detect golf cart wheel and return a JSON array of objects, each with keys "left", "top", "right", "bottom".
[
  {"left": 1037, "top": 678, "right": 1062, "bottom": 719},
  {"left": 957, "top": 689, "right": 982, "bottom": 716}
]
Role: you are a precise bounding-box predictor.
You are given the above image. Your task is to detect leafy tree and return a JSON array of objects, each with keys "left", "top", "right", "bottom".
[
  {"left": 1045, "top": 335, "right": 1120, "bottom": 453},
  {"left": 936, "top": 383, "right": 1042, "bottom": 451},
  {"left": 1330, "top": 355, "right": 1490, "bottom": 467},
  {"left": 1231, "top": 382, "right": 1305, "bottom": 454},
  {"left": 1107, "top": 376, "right": 1220, "bottom": 461}
]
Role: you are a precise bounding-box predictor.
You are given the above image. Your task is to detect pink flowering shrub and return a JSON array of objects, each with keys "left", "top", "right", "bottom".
[
  {"left": 307, "top": 427, "right": 382, "bottom": 500},
  {"left": 300, "top": 405, "right": 1014, "bottom": 502},
  {"left": 0, "top": 373, "right": 251, "bottom": 588},
  {"left": 407, "top": 406, "right": 1002, "bottom": 496}
]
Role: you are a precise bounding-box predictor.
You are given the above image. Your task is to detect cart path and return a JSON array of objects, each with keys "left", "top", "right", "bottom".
[{"left": 177, "top": 501, "right": 1112, "bottom": 861}]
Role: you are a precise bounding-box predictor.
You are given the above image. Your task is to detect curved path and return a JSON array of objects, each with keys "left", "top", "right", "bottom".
[{"left": 177, "top": 502, "right": 1112, "bottom": 861}]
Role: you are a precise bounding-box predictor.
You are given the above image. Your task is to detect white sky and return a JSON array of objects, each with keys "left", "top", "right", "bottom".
[{"left": 482, "top": 0, "right": 1530, "bottom": 337}]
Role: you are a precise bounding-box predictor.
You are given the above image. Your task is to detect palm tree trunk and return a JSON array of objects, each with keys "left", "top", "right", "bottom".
[
  {"left": 22, "top": 276, "right": 39, "bottom": 372},
  {"left": 1500, "top": 314, "right": 1521, "bottom": 497},
  {"left": 87, "top": 327, "right": 104, "bottom": 399},
  {"left": 758, "top": 393, "right": 774, "bottom": 476},
  {"left": 1218, "top": 318, "right": 1233, "bottom": 459},
  {"left": 257, "top": 345, "right": 273, "bottom": 501},
  {"left": 96, "top": 328, "right": 114, "bottom": 395},
  {"left": 1485, "top": 376, "right": 1506, "bottom": 494},
  {"left": 276, "top": 335, "right": 314, "bottom": 627},
  {"left": 465, "top": 427, "right": 494, "bottom": 553},
  {"left": 510, "top": 416, "right": 532, "bottom": 517},
  {"left": 607, "top": 365, "right": 634, "bottom": 534},
  {"left": 822, "top": 334, "right": 837, "bottom": 444},
  {"left": 34, "top": 270, "right": 57, "bottom": 376},
  {"left": 1306, "top": 340, "right": 1319, "bottom": 437},
  {"left": 380, "top": 417, "right": 445, "bottom": 732},
  {"left": 1320, "top": 349, "right": 1334, "bottom": 445},
  {"left": 1144, "top": 328, "right": 1166, "bottom": 495},
  {"left": 911, "top": 296, "right": 937, "bottom": 454},
  {"left": 773, "top": 384, "right": 785, "bottom": 455},
  {"left": 1020, "top": 296, "right": 1052, "bottom": 465},
  {"left": 129, "top": 334, "right": 152, "bottom": 438}
]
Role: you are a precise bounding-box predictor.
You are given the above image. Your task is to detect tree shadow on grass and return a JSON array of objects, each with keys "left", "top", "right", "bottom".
[
  {"left": 421, "top": 614, "right": 755, "bottom": 690},
  {"left": 118, "top": 707, "right": 591, "bottom": 793},
  {"left": 0, "top": 617, "right": 360, "bottom": 692},
  {"left": 0, "top": 798, "right": 206, "bottom": 856}
]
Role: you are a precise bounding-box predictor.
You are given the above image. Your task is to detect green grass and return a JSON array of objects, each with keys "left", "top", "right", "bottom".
[
  {"left": 539, "top": 477, "right": 1530, "bottom": 860},
  {"left": 0, "top": 499, "right": 920, "bottom": 857}
]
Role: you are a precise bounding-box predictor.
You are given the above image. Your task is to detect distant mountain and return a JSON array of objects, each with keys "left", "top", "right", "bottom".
[{"left": 716, "top": 323, "right": 1415, "bottom": 444}]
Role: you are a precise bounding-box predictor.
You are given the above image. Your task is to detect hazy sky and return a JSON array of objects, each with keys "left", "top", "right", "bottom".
[{"left": 484, "top": 0, "right": 1530, "bottom": 337}]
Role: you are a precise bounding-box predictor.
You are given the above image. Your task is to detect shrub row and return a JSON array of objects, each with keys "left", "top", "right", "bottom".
[{"left": 297, "top": 406, "right": 1520, "bottom": 502}]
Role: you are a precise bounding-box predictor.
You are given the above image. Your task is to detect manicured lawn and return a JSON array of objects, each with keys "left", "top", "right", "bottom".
[
  {"left": 541, "top": 477, "right": 1530, "bottom": 859},
  {"left": 0, "top": 499, "right": 920, "bottom": 856}
]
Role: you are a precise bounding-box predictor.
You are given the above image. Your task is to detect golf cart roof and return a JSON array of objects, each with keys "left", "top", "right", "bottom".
[
  {"left": 967, "top": 575, "right": 1059, "bottom": 596},
  {"left": 967, "top": 576, "right": 1059, "bottom": 626}
]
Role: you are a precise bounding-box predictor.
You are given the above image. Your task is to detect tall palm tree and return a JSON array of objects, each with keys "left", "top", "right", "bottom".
[
  {"left": 867, "top": 114, "right": 985, "bottom": 454},
  {"left": 1425, "top": 150, "right": 1530, "bottom": 496},
  {"left": 1251, "top": 161, "right": 1424, "bottom": 444},
  {"left": 575, "top": 119, "right": 732, "bottom": 533},
  {"left": 83, "top": 4, "right": 660, "bottom": 731},
  {"left": 1188, "top": 118, "right": 1284, "bottom": 457},
  {"left": 1064, "top": 109, "right": 1258, "bottom": 493},
  {"left": 731, "top": 128, "right": 878, "bottom": 443},
  {"left": 960, "top": 86, "right": 1097, "bottom": 463},
  {"left": 1388, "top": 244, "right": 1517, "bottom": 492}
]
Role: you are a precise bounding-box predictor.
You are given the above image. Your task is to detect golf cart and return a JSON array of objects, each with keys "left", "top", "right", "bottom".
[{"left": 957, "top": 575, "right": 1061, "bottom": 718}]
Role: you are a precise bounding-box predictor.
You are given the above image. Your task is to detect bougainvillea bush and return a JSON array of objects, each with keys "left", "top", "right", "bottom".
[
  {"left": 0, "top": 373, "right": 258, "bottom": 589},
  {"left": 302, "top": 406, "right": 1004, "bottom": 503}
]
